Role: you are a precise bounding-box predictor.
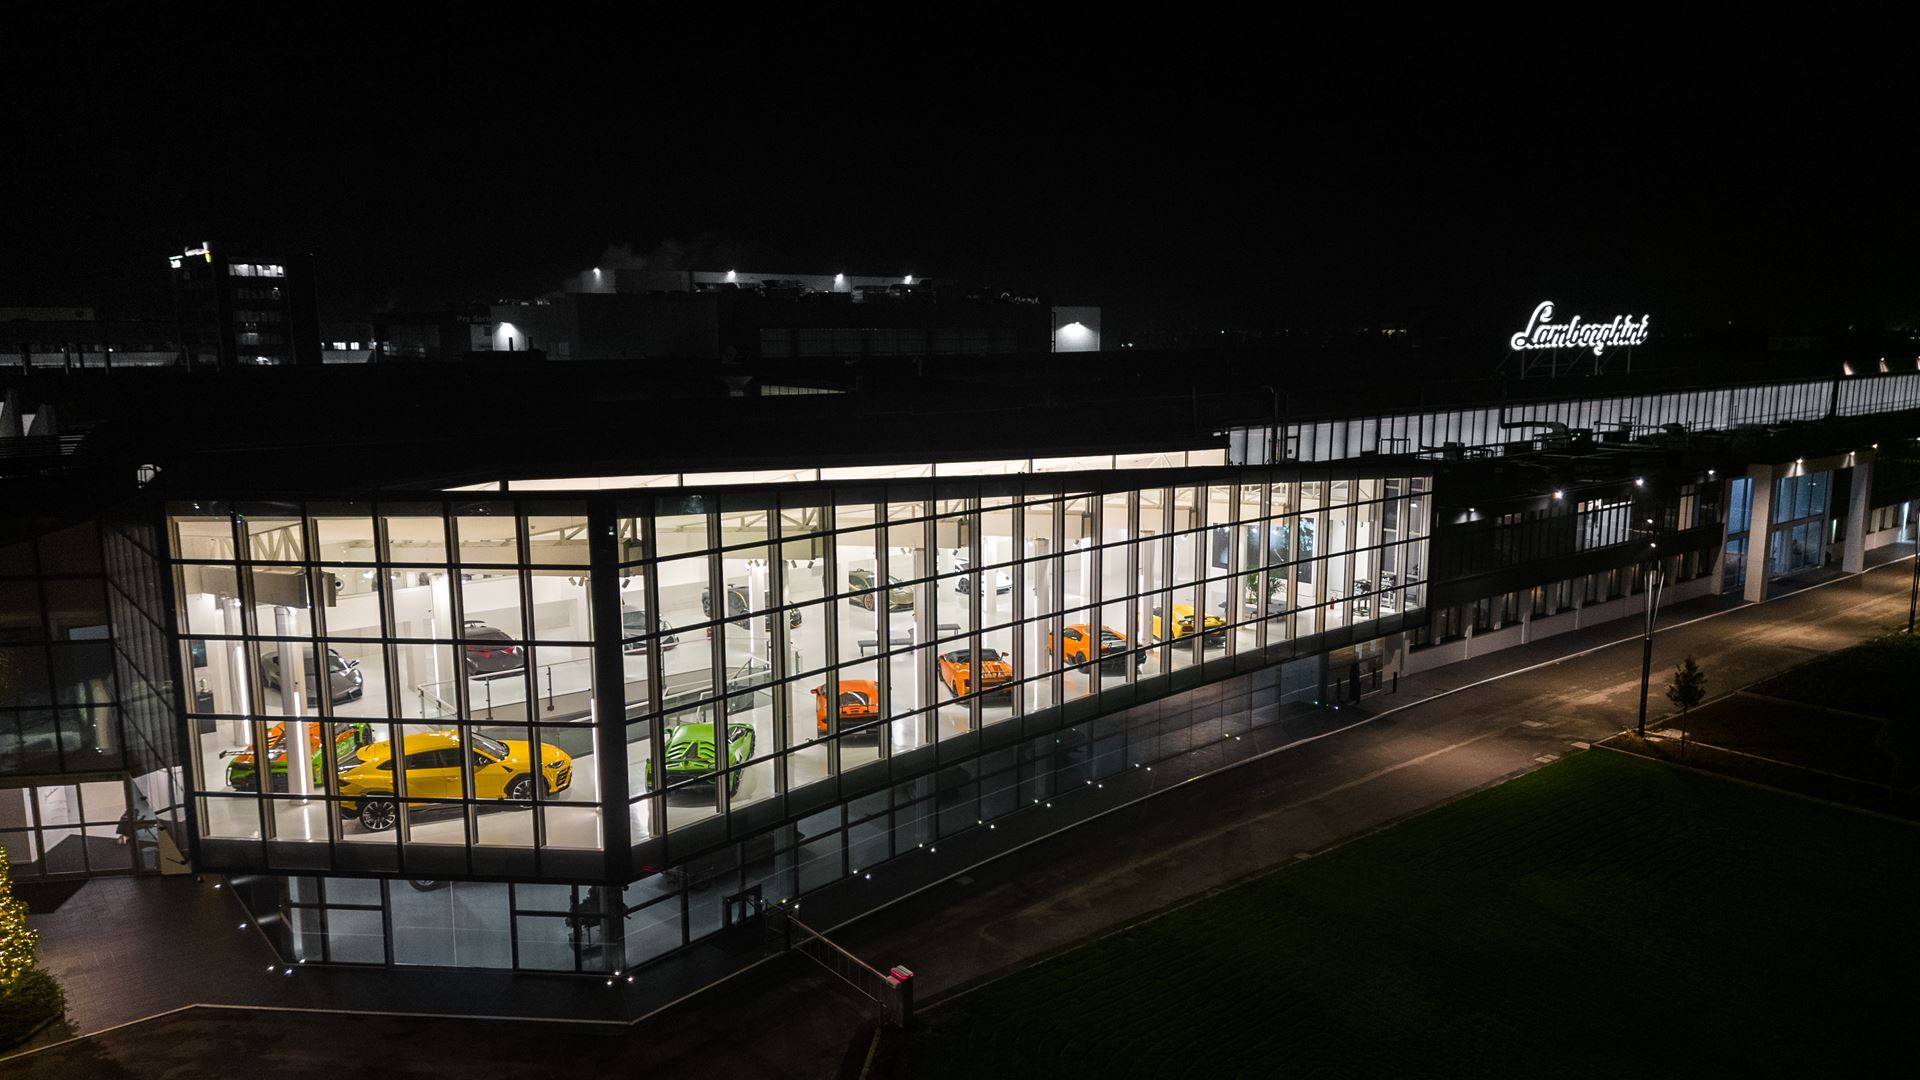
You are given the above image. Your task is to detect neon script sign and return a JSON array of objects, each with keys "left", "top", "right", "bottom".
[{"left": 1509, "top": 301, "right": 1650, "bottom": 356}]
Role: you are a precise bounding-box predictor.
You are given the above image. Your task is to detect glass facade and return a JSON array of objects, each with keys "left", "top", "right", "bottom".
[
  {"left": 103, "top": 507, "right": 188, "bottom": 847},
  {"left": 615, "top": 470, "right": 1430, "bottom": 849},
  {"left": 171, "top": 500, "right": 605, "bottom": 879},
  {"left": 0, "top": 522, "right": 118, "bottom": 777},
  {"left": 0, "top": 521, "right": 153, "bottom": 880},
  {"left": 161, "top": 464, "right": 1430, "bottom": 971},
  {"left": 1769, "top": 470, "right": 1831, "bottom": 578}
]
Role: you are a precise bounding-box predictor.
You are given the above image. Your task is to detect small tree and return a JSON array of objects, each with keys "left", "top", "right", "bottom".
[
  {"left": 0, "top": 849, "right": 34, "bottom": 987},
  {"left": 0, "top": 845, "right": 65, "bottom": 1048},
  {"left": 1666, "top": 656, "right": 1708, "bottom": 753}
]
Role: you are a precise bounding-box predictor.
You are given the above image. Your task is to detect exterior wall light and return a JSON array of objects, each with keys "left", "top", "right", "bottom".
[{"left": 1553, "top": 490, "right": 1564, "bottom": 500}]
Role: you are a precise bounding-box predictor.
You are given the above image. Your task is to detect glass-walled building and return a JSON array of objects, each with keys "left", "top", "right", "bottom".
[
  {"left": 0, "top": 521, "right": 143, "bottom": 879},
  {"left": 161, "top": 462, "right": 1430, "bottom": 972}
]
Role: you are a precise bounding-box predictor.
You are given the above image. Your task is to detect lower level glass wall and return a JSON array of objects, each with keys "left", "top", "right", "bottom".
[
  {"left": 239, "top": 873, "right": 624, "bottom": 973},
  {"left": 1, "top": 778, "right": 143, "bottom": 878}
]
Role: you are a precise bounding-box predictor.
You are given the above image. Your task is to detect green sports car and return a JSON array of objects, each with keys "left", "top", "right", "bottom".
[
  {"left": 226, "top": 721, "right": 372, "bottom": 793},
  {"left": 648, "top": 720, "right": 757, "bottom": 796}
]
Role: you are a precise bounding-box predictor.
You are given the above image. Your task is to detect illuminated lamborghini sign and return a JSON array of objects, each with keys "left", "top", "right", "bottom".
[{"left": 1509, "top": 301, "right": 1650, "bottom": 356}]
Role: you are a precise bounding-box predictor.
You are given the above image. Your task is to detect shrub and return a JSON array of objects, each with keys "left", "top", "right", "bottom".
[{"left": 0, "top": 968, "right": 64, "bottom": 1048}]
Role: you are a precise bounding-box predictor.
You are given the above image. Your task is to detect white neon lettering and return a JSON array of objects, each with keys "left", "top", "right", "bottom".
[{"left": 1509, "top": 301, "right": 1650, "bottom": 356}]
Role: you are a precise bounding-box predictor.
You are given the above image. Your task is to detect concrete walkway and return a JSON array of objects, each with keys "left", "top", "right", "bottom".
[{"left": 12, "top": 549, "right": 1915, "bottom": 1077}]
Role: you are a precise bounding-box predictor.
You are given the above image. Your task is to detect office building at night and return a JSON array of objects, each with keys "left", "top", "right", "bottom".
[{"left": 167, "top": 244, "right": 321, "bottom": 368}]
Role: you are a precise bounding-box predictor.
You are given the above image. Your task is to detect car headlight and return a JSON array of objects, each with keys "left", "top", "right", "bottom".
[{"left": 545, "top": 760, "right": 562, "bottom": 769}]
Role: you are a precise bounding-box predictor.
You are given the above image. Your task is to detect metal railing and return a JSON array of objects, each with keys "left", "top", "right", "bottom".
[{"left": 763, "top": 902, "right": 914, "bottom": 1028}]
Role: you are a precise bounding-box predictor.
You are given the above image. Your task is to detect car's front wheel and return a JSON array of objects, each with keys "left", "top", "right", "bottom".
[
  {"left": 505, "top": 776, "right": 535, "bottom": 801},
  {"left": 358, "top": 796, "right": 398, "bottom": 832}
]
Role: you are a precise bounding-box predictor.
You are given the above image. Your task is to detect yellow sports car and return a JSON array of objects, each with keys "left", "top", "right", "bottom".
[
  {"left": 337, "top": 730, "right": 572, "bottom": 831},
  {"left": 1150, "top": 602, "right": 1228, "bottom": 648}
]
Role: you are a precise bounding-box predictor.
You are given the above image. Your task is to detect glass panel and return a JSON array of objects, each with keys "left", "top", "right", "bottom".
[
  {"left": 655, "top": 497, "right": 710, "bottom": 556},
  {"left": 386, "top": 568, "right": 453, "bottom": 640},
  {"left": 243, "top": 514, "right": 305, "bottom": 563},
  {"left": 718, "top": 495, "right": 771, "bottom": 549},
  {"left": 456, "top": 511, "right": 521, "bottom": 565},
  {"left": 170, "top": 509, "right": 236, "bottom": 560},
  {"left": 311, "top": 508, "right": 377, "bottom": 563},
  {"left": 249, "top": 566, "right": 313, "bottom": 638},
  {"left": 176, "top": 564, "right": 242, "bottom": 637},
  {"left": 383, "top": 512, "right": 448, "bottom": 564},
  {"left": 525, "top": 511, "right": 590, "bottom": 566},
  {"left": 527, "top": 571, "right": 593, "bottom": 642}
]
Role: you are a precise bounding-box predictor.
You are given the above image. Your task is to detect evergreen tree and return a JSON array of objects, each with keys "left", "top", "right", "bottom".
[{"left": 0, "top": 848, "right": 36, "bottom": 986}]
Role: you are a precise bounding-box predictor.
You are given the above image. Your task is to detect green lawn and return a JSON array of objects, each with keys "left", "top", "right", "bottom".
[
  {"left": 1750, "top": 631, "right": 1920, "bottom": 720},
  {"left": 909, "top": 750, "right": 1920, "bottom": 1079}
]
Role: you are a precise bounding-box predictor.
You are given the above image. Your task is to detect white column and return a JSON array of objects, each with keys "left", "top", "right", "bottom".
[
  {"left": 1743, "top": 464, "right": 1775, "bottom": 604},
  {"left": 1843, "top": 451, "right": 1873, "bottom": 573},
  {"left": 221, "top": 597, "right": 249, "bottom": 747},
  {"left": 275, "top": 606, "right": 313, "bottom": 798}
]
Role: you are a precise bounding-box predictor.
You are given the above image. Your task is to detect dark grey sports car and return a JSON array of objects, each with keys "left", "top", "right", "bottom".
[
  {"left": 462, "top": 621, "right": 522, "bottom": 678},
  {"left": 259, "top": 647, "right": 365, "bottom": 704}
]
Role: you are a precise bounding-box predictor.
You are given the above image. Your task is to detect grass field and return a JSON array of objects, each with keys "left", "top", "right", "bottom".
[
  {"left": 1750, "top": 630, "right": 1920, "bottom": 720},
  {"left": 907, "top": 750, "right": 1920, "bottom": 1079}
]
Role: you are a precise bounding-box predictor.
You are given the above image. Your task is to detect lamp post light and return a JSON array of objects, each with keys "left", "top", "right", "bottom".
[
  {"left": 1904, "top": 503, "right": 1920, "bottom": 634},
  {"left": 1637, "top": 542, "right": 1665, "bottom": 738}
]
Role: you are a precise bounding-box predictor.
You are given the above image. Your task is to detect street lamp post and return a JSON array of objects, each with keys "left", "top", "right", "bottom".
[
  {"left": 1904, "top": 503, "right": 1920, "bottom": 630},
  {"left": 1637, "top": 544, "right": 1665, "bottom": 738}
]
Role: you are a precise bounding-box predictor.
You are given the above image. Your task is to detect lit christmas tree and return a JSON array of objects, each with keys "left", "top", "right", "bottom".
[{"left": 0, "top": 847, "right": 35, "bottom": 987}]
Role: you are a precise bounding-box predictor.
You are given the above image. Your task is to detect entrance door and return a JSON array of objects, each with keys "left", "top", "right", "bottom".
[
  {"left": 1327, "top": 640, "right": 1384, "bottom": 705},
  {"left": 723, "top": 885, "right": 764, "bottom": 928}
]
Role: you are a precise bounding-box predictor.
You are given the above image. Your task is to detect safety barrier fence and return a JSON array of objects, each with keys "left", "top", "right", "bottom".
[{"left": 763, "top": 902, "right": 914, "bottom": 1028}]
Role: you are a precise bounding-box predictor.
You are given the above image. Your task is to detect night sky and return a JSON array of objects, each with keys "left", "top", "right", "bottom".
[{"left": 5, "top": 12, "right": 1917, "bottom": 341}]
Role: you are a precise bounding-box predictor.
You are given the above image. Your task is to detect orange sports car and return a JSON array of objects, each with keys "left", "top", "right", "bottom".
[
  {"left": 937, "top": 647, "right": 1013, "bottom": 697},
  {"left": 1048, "top": 623, "right": 1140, "bottom": 673},
  {"left": 813, "top": 679, "right": 880, "bottom": 736}
]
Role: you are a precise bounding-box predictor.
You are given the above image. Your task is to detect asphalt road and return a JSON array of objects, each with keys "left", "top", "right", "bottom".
[
  {"left": 10, "top": 555, "right": 1914, "bottom": 1079},
  {"left": 835, "top": 557, "right": 1919, "bottom": 1008}
]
